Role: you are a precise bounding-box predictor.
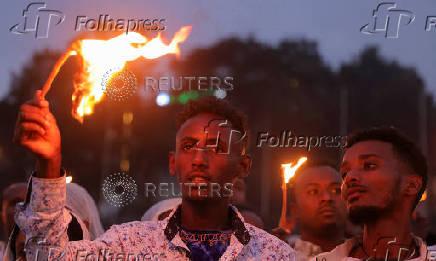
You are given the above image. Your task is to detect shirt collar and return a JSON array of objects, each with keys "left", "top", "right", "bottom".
[
  {"left": 164, "top": 204, "right": 251, "bottom": 245},
  {"left": 294, "top": 238, "right": 323, "bottom": 257},
  {"left": 319, "top": 234, "right": 428, "bottom": 261}
]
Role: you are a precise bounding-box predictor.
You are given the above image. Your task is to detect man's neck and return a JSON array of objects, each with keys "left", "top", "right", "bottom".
[
  {"left": 180, "top": 199, "right": 231, "bottom": 231},
  {"left": 359, "top": 211, "right": 415, "bottom": 260},
  {"left": 301, "top": 225, "right": 345, "bottom": 252}
]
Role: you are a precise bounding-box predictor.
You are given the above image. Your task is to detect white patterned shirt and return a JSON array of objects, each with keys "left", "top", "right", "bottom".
[
  {"left": 293, "top": 238, "right": 323, "bottom": 261},
  {"left": 15, "top": 174, "right": 296, "bottom": 260}
]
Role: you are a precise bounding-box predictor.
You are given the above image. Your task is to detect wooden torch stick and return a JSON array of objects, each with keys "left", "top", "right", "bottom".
[
  {"left": 41, "top": 48, "right": 76, "bottom": 99},
  {"left": 279, "top": 178, "right": 290, "bottom": 233}
]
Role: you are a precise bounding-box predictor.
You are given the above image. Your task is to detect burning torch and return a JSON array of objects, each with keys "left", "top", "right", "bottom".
[
  {"left": 39, "top": 26, "right": 192, "bottom": 122},
  {"left": 278, "top": 157, "right": 307, "bottom": 233}
]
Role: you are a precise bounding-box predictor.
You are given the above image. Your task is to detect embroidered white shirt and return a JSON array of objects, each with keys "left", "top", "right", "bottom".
[
  {"left": 16, "top": 175, "right": 296, "bottom": 260},
  {"left": 312, "top": 236, "right": 432, "bottom": 261}
]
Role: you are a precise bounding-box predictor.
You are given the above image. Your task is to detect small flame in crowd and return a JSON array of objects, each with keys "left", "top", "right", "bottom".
[
  {"left": 281, "top": 157, "right": 307, "bottom": 184},
  {"left": 66, "top": 176, "right": 73, "bottom": 183},
  {"left": 420, "top": 190, "right": 427, "bottom": 202}
]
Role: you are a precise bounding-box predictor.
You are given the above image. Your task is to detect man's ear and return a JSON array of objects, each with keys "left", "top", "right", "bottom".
[
  {"left": 169, "top": 151, "right": 176, "bottom": 176},
  {"left": 404, "top": 174, "right": 423, "bottom": 197},
  {"left": 237, "top": 154, "right": 252, "bottom": 178}
]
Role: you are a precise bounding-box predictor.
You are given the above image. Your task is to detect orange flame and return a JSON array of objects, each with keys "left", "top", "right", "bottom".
[
  {"left": 420, "top": 190, "right": 427, "bottom": 202},
  {"left": 73, "top": 26, "right": 191, "bottom": 121},
  {"left": 281, "top": 157, "right": 307, "bottom": 184},
  {"left": 56, "top": 26, "right": 191, "bottom": 122}
]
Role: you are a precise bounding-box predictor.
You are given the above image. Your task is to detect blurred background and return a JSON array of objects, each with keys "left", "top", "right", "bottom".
[{"left": 0, "top": 0, "right": 435, "bottom": 241}]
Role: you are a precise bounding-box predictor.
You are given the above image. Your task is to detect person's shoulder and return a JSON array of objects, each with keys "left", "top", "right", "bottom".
[
  {"left": 426, "top": 244, "right": 436, "bottom": 261},
  {"left": 244, "top": 223, "right": 296, "bottom": 257},
  {"left": 106, "top": 220, "right": 166, "bottom": 237},
  {"left": 96, "top": 220, "right": 167, "bottom": 247}
]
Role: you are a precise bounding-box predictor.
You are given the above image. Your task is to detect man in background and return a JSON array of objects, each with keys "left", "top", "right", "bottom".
[
  {"left": 0, "top": 183, "right": 27, "bottom": 260},
  {"left": 289, "top": 160, "right": 347, "bottom": 261}
]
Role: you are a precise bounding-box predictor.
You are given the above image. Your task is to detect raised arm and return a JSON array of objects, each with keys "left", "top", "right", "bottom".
[{"left": 12, "top": 90, "right": 123, "bottom": 260}]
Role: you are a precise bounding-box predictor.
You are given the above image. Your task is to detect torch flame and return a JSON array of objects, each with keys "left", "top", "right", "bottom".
[
  {"left": 73, "top": 26, "right": 191, "bottom": 121},
  {"left": 42, "top": 26, "right": 192, "bottom": 122},
  {"left": 420, "top": 190, "right": 427, "bottom": 202},
  {"left": 281, "top": 157, "right": 307, "bottom": 184}
]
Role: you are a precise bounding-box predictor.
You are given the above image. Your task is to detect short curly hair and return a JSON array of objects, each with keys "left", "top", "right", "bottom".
[
  {"left": 346, "top": 126, "right": 427, "bottom": 210},
  {"left": 176, "top": 97, "right": 249, "bottom": 154},
  {"left": 289, "top": 158, "right": 339, "bottom": 203}
]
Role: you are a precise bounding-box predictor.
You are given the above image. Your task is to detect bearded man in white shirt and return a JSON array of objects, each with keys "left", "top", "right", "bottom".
[{"left": 314, "top": 127, "right": 430, "bottom": 261}]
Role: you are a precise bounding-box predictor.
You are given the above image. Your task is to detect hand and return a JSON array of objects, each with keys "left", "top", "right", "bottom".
[
  {"left": 13, "top": 90, "right": 61, "bottom": 178},
  {"left": 271, "top": 227, "right": 292, "bottom": 241},
  {"left": 272, "top": 215, "right": 296, "bottom": 241}
]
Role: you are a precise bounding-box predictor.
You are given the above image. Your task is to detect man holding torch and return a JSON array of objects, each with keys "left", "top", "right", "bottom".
[
  {"left": 314, "top": 127, "right": 431, "bottom": 261},
  {"left": 13, "top": 92, "right": 295, "bottom": 260}
]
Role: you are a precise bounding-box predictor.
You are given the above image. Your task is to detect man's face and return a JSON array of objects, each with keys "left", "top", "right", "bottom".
[
  {"left": 169, "top": 113, "right": 250, "bottom": 201},
  {"left": 294, "top": 166, "right": 346, "bottom": 231},
  {"left": 230, "top": 177, "right": 246, "bottom": 205},
  {"left": 340, "top": 140, "right": 402, "bottom": 223}
]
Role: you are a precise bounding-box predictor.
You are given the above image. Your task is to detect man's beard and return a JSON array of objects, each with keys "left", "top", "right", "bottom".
[
  {"left": 348, "top": 205, "right": 386, "bottom": 224},
  {"left": 310, "top": 222, "right": 340, "bottom": 237},
  {"left": 348, "top": 191, "right": 398, "bottom": 224},
  {"left": 348, "top": 177, "right": 401, "bottom": 224}
]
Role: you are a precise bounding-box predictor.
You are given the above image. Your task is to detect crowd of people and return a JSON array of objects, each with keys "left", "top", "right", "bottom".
[{"left": 0, "top": 90, "right": 435, "bottom": 260}]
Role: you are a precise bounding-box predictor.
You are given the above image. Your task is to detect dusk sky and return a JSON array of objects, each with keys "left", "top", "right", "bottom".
[{"left": 1, "top": 0, "right": 435, "bottom": 99}]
